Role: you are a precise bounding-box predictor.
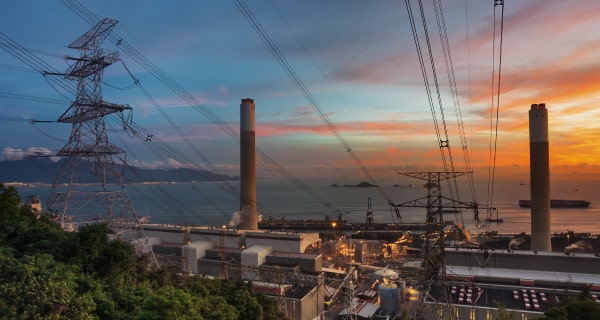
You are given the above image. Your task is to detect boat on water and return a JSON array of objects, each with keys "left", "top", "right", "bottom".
[{"left": 518, "top": 199, "right": 591, "bottom": 208}]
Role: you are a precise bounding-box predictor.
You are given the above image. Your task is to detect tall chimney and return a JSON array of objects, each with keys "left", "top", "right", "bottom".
[
  {"left": 529, "top": 103, "right": 551, "bottom": 251},
  {"left": 239, "top": 98, "right": 258, "bottom": 230}
]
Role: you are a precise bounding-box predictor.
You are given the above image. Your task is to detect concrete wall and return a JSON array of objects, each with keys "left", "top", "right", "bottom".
[
  {"left": 197, "top": 259, "right": 222, "bottom": 277},
  {"left": 185, "top": 241, "right": 214, "bottom": 274},
  {"left": 153, "top": 244, "right": 181, "bottom": 256},
  {"left": 144, "top": 225, "right": 320, "bottom": 254},
  {"left": 190, "top": 227, "right": 244, "bottom": 248},
  {"left": 284, "top": 286, "right": 322, "bottom": 320},
  {"left": 241, "top": 245, "right": 273, "bottom": 280},
  {"left": 265, "top": 254, "right": 322, "bottom": 273},
  {"left": 259, "top": 264, "right": 301, "bottom": 283},
  {"left": 142, "top": 225, "right": 185, "bottom": 243},
  {"left": 204, "top": 249, "right": 242, "bottom": 262},
  {"left": 246, "top": 231, "right": 319, "bottom": 253}
]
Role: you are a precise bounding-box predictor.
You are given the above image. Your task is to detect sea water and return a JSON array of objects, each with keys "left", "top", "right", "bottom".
[{"left": 13, "top": 177, "right": 600, "bottom": 234}]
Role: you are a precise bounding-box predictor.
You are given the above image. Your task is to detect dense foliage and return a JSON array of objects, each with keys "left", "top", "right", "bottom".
[
  {"left": 0, "top": 184, "right": 289, "bottom": 320},
  {"left": 535, "top": 293, "right": 600, "bottom": 320}
]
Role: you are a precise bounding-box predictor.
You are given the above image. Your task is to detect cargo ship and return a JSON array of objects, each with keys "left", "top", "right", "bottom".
[{"left": 518, "top": 199, "right": 591, "bottom": 208}]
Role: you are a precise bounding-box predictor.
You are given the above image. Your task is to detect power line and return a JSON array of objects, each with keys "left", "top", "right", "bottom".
[
  {"left": 1, "top": 9, "right": 241, "bottom": 228},
  {"left": 0, "top": 32, "right": 75, "bottom": 99},
  {"left": 0, "top": 63, "right": 39, "bottom": 73},
  {"left": 0, "top": 91, "right": 69, "bottom": 105},
  {"left": 62, "top": 0, "right": 345, "bottom": 214},
  {"left": 233, "top": 0, "right": 393, "bottom": 216},
  {"left": 269, "top": 2, "right": 402, "bottom": 221},
  {"left": 485, "top": 0, "right": 505, "bottom": 227}
]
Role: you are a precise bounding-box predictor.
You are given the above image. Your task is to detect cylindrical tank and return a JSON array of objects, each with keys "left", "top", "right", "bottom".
[
  {"left": 372, "top": 269, "right": 399, "bottom": 284},
  {"left": 378, "top": 282, "right": 399, "bottom": 313}
]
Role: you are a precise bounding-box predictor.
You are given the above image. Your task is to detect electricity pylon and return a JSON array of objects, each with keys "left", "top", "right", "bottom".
[
  {"left": 44, "top": 18, "right": 137, "bottom": 237},
  {"left": 389, "top": 171, "right": 474, "bottom": 319}
]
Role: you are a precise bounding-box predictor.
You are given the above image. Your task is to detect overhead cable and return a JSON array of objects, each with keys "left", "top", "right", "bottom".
[
  {"left": 63, "top": 0, "right": 342, "bottom": 213},
  {"left": 233, "top": 0, "right": 393, "bottom": 215}
]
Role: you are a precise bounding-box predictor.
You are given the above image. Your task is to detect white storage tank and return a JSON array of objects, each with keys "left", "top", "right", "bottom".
[
  {"left": 372, "top": 269, "right": 399, "bottom": 284},
  {"left": 378, "top": 282, "right": 399, "bottom": 313}
]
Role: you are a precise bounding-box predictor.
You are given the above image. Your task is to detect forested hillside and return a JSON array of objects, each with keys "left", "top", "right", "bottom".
[{"left": 0, "top": 184, "right": 287, "bottom": 320}]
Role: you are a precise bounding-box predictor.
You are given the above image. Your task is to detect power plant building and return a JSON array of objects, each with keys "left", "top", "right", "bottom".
[
  {"left": 133, "top": 98, "right": 329, "bottom": 320},
  {"left": 140, "top": 225, "right": 324, "bottom": 320}
]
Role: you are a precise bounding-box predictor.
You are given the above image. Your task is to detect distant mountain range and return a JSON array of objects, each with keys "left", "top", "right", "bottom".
[{"left": 0, "top": 158, "right": 238, "bottom": 184}]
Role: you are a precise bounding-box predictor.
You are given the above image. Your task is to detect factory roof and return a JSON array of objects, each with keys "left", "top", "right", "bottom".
[
  {"left": 210, "top": 247, "right": 245, "bottom": 253},
  {"left": 452, "top": 247, "right": 599, "bottom": 258},
  {"left": 269, "top": 251, "right": 320, "bottom": 259},
  {"left": 336, "top": 301, "right": 379, "bottom": 320},
  {"left": 283, "top": 284, "right": 317, "bottom": 299},
  {"left": 447, "top": 265, "right": 600, "bottom": 286}
]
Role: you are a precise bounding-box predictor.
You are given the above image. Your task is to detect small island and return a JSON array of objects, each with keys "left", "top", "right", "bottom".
[{"left": 331, "top": 181, "right": 379, "bottom": 188}]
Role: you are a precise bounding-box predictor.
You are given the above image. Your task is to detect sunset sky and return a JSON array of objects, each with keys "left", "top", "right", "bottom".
[{"left": 1, "top": 0, "right": 600, "bottom": 182}]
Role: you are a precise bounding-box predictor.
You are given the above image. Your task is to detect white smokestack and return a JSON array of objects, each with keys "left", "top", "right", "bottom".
[
  {"left": 239, "top": 98, "right": 258, "bottom": 230},
  {"left": 529, "top": 103, "right": 551, "bottom": 252}
]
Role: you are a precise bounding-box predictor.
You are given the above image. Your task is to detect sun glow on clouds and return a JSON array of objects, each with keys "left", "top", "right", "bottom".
[{"left": 2, "top": 1, "right": 600, "bottom": 180}]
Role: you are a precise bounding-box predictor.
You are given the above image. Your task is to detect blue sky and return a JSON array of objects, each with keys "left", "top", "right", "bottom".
[{"left": 2, "top": 1, "right": 600, "bottom": 182}]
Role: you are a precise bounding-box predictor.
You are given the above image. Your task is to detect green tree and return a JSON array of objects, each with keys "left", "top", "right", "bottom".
[
  {"left": 0, "top": 184, "right": 21, "bottom": 217},
  {"left": 231, "top": 287, "right": 263, "bottom": 320},
  {"left": 201, "top": 295, "right": 239, "bottom": 320},
  {"left": 136, "top": 286, "right": 205, "bottom": 320},
  {"left": 0, "top": 252, "right": 95, "bottom": 319},
  {"left": 565, "top": 300, "right": 600, "bottom": 319},
  {"left": 0, "top": 186, "right": 293, "bottom": 319},
  {"left": 537, "top": 300, "right": 600, "bottom": 320},
  {"left": 541, "top": 306, "right": 568, "bottom": 320},
  {"left": 256, "top": 292, "right": 290, "bottom": 320},
  {"left": 8, "top": 224, "right": 70, "bottom": 259},
  {"left": 0, "top": 184, "right": 34, "bottom": 243},
  {"left": 68, "top": 223, "right": 111, "bottom": 273}
]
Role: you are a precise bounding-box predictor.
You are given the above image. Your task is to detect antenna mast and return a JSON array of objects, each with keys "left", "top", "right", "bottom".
[{"left": 45, "top": 18, "right": 136, "bottom": 236}]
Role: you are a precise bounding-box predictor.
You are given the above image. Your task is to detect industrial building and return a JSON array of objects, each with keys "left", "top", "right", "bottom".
[
  {"left": 420, "top": 249, "right": 600, "bottom": 319},
  {"left": 132, "top": 102, "right": 600, "bottom": 320},
  {"left": 410, "top": 103, "right": 600, "bottom": 319},
  {"left": 140, "top": 224, "right": 326, "bottom": 320}
]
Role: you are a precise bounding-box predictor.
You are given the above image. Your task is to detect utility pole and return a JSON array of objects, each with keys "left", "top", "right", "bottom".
[{"left": 44, "top": 18, "right": 137, "bottom": 237}]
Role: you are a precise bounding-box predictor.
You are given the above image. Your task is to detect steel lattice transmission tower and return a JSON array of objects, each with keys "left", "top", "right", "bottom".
[
  {"left": 389, "top": 171, "right": 475, "bottom": 319},
  {"left": 44, "top": 18, "right": 137, "bottom": 236}
]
